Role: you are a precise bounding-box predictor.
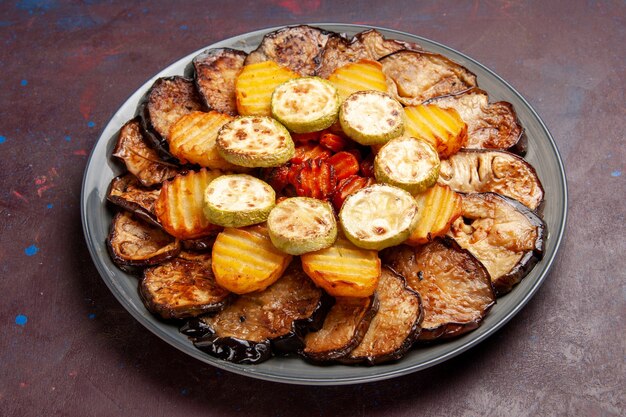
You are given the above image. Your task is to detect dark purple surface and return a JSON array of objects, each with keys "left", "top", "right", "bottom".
[{"left": 1, "top": 1, "right": 624, "bottom": 416}]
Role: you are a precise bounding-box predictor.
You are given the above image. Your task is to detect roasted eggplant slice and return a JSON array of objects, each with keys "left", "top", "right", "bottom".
[
  {"left": 380, "top": 50, "right": 477, "bottom": 106},
  {"left": 112, "top": 117, "right": 180, "bottom": 186},
  {"left": 382, "top": 238, "right": 495, "bottom": 341},
  {"left": 341, "top": 267, "right": 422, "bottom": 365},
  {"left": 316, "top": 29, "right": 421, "bottom": 79},
  {"left": 181, "top": 234, "right": 218, "bottom": 252},
  {"left": 448, "top": 193, "right": 545, "bottom": 295},
  {"left": 107, "top": 212, "right": 180, "bottom": 267},
  {"left": 438, "top": 149, "right": 544, "bottom": 211},
  {"left": 193, "top": 48, "right": 247, "bottom": 116},
  {"left": 192, "top": 261, "right": 327, "bottom": 364},
  {"left": 425, "top": 88, "right": 525, "bottom": 154},
  {"left": 140, "top": 251, "right": 230, "bottom": 320},
  {"left": 139, "top": 76, "right": 206, "bottom": 159},
  {"left": 302, "top": 295, "right": 378, "bottom": 362},
  {"left": 244, "top": 25, "right": 332, "bottom": 76},
  {"left": 107, "top": 174, "right": 161, "bottom": 226}
]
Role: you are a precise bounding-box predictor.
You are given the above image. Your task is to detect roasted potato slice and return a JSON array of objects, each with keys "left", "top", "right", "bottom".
[
  {"left": 404, "top": 104, "right": 468, "bottom": 159},
  {"left": 107, "top": 212, "right": 180, "bottom": 267},
  {"left": 235, "top": 61, "right": 299, "bottom": 116},
  {"left": 140, "top": 251, "right": 230, "bottom": 320},
  {"left": 112, "top": 117, "right": 179, "bottom": 187},
  {"left": 245, "top": 25, "right": 331, "bottom": 76},
  {"left": 425, "top": 88, "right": 524, "bottom": 154},
  {"left": 303, "top": 295, "right": 378, "bottom": 362},
  {"left": 438, "top": 149, "right": 544, "bottom": 210},
  {"left": 193, "top": 48, "right": 247, "bottom": 116},
  {"left": 383, "top": 238, "right": 496, "bottom": 341},
  {"left": 107, "top": 174, "right": 161, "bottom": 227},
  {"left": 192, "top": 260, "right": 327, "bottom": 363},
  {"left": 406, "top": 184, "right": 462, "bottom": 245},
  {"left": 139, "top": 76, "right": 206, "bottom": 159},
  {"left": 327, "top": 59, "right": 388, "bottom": 102},
  {"left": 317, "top": 29, "right": 421, "bottom": 79},
  {"left": 448, "top": 193, "right": 545, "bottom": 295},
  {"left": 341, "top": 267, "right": 423, "bottom": 365},
  {"left": 154, "top": 169, "right": 223, "bottom": 239},
  {"left": 380, "top": 50, "right": 477, "bottom": 106},
  {"left": 301, "top": 236, "right": 381, "bottom": 297},
  {"left": 211, "top": 224, "right": 292, "bottom": 294},
  {"left": 169, "top": 111, "right": 246, "bottom": 171}
]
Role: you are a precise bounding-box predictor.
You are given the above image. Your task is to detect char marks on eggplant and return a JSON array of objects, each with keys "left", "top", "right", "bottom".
[
  {"left": 193, "top": 48, "right": 247, "bottom": 116},
  {"left": 425, "top": 88, "right": 525, "bottom": 154},
  {"left": 448, "top": 193, "right": 545, "bottom": 295},
  {"left": 380, "top": 50, "right": 477, "bottom": 106},
  {"left": 107, "top": 174, "right": 161, "bottom": 226},
  {"left": 383, "top": 238, "right": 495, "bottom": 341},
  {"left": 245, "top": 25, "right": 332, "bottom": 76},
  {"left": 438, "top": 149, "right": 544, "bottom": 211}
]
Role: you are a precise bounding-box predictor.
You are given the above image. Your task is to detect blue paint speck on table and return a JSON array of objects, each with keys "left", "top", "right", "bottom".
[
  {"left": 181, "top": 388, "right": 189, "bottom": 396},
  {"left": 21, "top": 79, "right": 28, "bottom": 86},
  {"left": 87, "top": 121, "right": 95, "bottom": 128},
  {"left": 15, "top": 314, "right": 28, "bottom": 327},
  {"left": 180, "top": 24, "right": 188, "bottom": 30},
  {"left": 611, "top": 170, "right": 621, "bottom": 177},
  {"left": 88, "top": 313, "right": 96, "bottom": 320},
  {"left": 0, "top": 135, "right": 5, "bottom": 144},
  {"left": 25, "top": 245, "right": 39, "bottom": 256},
  {"left": 64, "top": 135, "right": 71, "bottom": 142},
  {"left": 46, "top": 203, "right": 53, "bottom": 209}
]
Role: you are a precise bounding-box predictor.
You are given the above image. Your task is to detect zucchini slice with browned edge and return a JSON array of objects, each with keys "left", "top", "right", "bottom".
[{"left": 339, "top": 90, "right": 404, "bottom": 145}]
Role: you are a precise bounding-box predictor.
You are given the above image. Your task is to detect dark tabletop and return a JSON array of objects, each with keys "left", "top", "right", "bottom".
[{"left": 1, "top": 1, "right": 624, "bottom": 416}]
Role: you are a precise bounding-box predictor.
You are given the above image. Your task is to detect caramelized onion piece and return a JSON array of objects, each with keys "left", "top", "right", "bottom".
[
  {"left": 448, "top": 193, "right": 545, "bottom": 295},
  {"left": 107, "top": 212, "right": 179, "bottom": 267},
  {"left": 140, "top": 251, "right": 230, "bottom": 320},
  {"left": 383, "top": 239, "right": 495, "bottom": 341},
  {"left": 107, "top": 174, "right": 161, "bottom": 226},
  {"left": 380, "top": 50, "right": 477, "bottom": 105}
]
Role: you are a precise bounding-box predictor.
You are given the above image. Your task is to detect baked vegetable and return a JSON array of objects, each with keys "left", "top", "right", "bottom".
[
  {"left": 193, "top": 48, "right": 247, "bottom": 116},
  {"left": 339, "top": 91, "right": 404, "bottom": 145},
  {"left": 406, "top": 184, "right": 462, "bottom": 245},
  {"left": 140, "top": 251, "right": 230, "bottom": 320},
  {"left": 374, "top": 136, "right": 440, "bottom": 194},
  {"left": 380, "top": 50, "right": 477, "bottom": 106},
  {"left": 139, "top": 76, "right": 206, "bottom": 159},
  {"left": 235, "top": 61, "right": 300, "bottom": 116},
  {"left": 154, "top": 169, "right": 224, "bottom": 239},
  {"left": 425, "top": 87, "right": 525, "bottom": 154},
  {"left": 216, "top": 116, "right": 295, "bottom": 167},
  {"left": 438, "top": 149, "right": 544, "bottom": 210},
  {"left": 191, "top": 261, "right": 327, "bottom": 363},
  {"left": 169, "top": 111, "right": 245, "bottom": 171},
  {"left": 341, "top": 267, "right": 423, "bottom": 365},
  {"left": 267, "top": 197, "right": 338, "bottom": 255},
  {"left": 211, "top": 224, "right": 291, "bottom": 294},
  {"left": 326, "top": 59, "right": 388, "bottom": 102},
  {"left": 107, "top": 174, "right": 161, "bottom": 227},
  {"left": 303, "top": 295, "right": 378, "bottom": 362},
  {"left": 448, "top": 193, "right": 545, "bottom": 295},
  {"left": 383, "top": 238, "right": 495, "bottom": 341},
  {"left": 245, "top": 25, "right": 331, "bottom": 76},
  {"left": 331, "top": 175, "right": 375, "bottom": 211},
  {"left": 339, "top": 184, "right": 419, "bottom": 250},
  {"left": 112, "top": 117, "right": 179, "bottom": 187},
  {"left": 403, "top": 104, "right": 468, "bottom": 159},
  {"left": 301, "top": 236, "right": 381, "bottom": 297},
  {"left": 107, "top": 212, "right": 180, "bottom": 267},
  {"left": 271, "top": 77, "right": 339, "bottom": 133}
]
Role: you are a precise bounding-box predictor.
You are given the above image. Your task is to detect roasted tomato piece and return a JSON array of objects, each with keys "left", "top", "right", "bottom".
[
  {"left": 294, "top": 159, "right": 336, "bottom": 200},
  {"left": 292, "top": 131, "right": 322, "bottom": 144},
  {"left": 291, "top": 143, "right": 332, "bottom": 164},
  {"left": 327, "top": 151, "right": 360, "bottom": 182},
  {"left": 359, "top": 153, "right": 375, "bottom": 178},
  {"left": 319, "top": 132, "right": 350, "bottom": 152}
]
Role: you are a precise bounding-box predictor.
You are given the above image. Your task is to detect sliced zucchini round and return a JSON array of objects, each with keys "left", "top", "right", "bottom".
[
  {"left": 216, "top": 116, "right": 295, "bottom": 167},
  {"left": 339, "top": 184, "right": 419, "bottom": 250},
  {"left": 271, "top": 77, "right": 340, "bottom": 133},
  {"left": 204, "top": 174, "right": 275, "bottom": 228},
  {"left": 338, "top": 91, "right": 404, "bottom": 145},
  {"left": 267, "top": 197, "right": 337, "bottom": 255},
  {"left": 375, "top": 136, "right": 440, "bottom": 194}
]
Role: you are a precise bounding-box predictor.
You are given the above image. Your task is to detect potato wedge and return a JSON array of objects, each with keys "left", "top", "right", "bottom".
[
  {"left": 211, "top": 224, "right": 292, "bottom": 294},
  {"left": 301, "top": 236, "right": 381, "bottom": 297},
  {"left": 406, "top": 184, "right": 462, "bottom": 245},
  {"left": 404, "top": 104, "right": 468, "bottom": 159},
  {"left": 169, "top": 111, "right": 246, "bottom": 171},
  {"left": 235, "top": 61, "right": 299, "bottom": 116},
  {"left": 154, "top": 169, "right": 224, "bottom": 239},
  {"left": 327, "top": 59, "right": 388, "bottom": 102}
]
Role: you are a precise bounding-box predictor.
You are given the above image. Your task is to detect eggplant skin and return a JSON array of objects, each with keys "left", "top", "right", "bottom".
[
  {"left": 106, "top": 174, "right": 161, "bottom": 227},
  {"left": 194, "top": 335, "right": 272, "bottom": 365}
]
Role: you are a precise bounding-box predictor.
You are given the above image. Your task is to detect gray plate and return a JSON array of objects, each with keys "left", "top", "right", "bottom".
[{"left": 81, "top": 24, "right": 567, "bottom": 385}]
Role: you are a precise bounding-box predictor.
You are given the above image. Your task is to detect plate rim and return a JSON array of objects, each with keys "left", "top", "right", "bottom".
[{"left": 81, "top": 23, "right": 568, "bottom": 386}]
